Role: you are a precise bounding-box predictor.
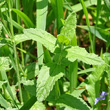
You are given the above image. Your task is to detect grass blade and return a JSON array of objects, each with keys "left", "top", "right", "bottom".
[
  {"left": 36, "top": 0, "right": 48, "bottom": 66},
  {"left": 12, "top": 9, "right": 34, "bottom": 28},
  {"left": 79, "top": 0, "right": 93, "bottom": 52}
]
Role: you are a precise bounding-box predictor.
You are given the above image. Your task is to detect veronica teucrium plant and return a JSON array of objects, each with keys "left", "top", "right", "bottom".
[{"left": 0, "top": 0, "right": 110, "bottom": 110}]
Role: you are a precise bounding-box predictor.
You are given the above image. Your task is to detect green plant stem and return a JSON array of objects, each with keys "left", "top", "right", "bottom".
[
  {"left": 80, "top": 0, "right": 94, "bottom": 53},
  {"left": 16, "top": 0, "right": 24, "bottom": 68},
  {"left": 50, "top": 0, "right": 64, "bottom": 34},
  {"left": 93, "top": 0, "right": 102, "bottom": 53},
  {"left": 70, "top": 34, "right": 78, "bottom": 93},
  {"left": 107, "top": 74, "right": 110, "bottom": 110},
  {"left": 55, "top": 45, "right": 64, "bottom": 110},
  {"left": 56, "top": 0, "right": 63, "bottom": 34},
  {"left": 70, "top": 60, "right": 78, "bottom": 93},
  {"left": 0, "top": 70, "right": 18, "bottom": 108},
  {"left": 55, "top": 81, "right": 60, "bottom": 110},
  {"left": 8, "top": 0, "right": 23, "bottom": 103}
]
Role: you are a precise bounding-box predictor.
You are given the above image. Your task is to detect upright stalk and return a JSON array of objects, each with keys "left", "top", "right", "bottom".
[
  {"left": 0, "top": 70, "right": 18, "bottom": 107},
  {"left": 107, "top": 71, "right": 110, "bottom": 110},
  {"left": 55, "top": 81, "right": 60, "bottom": 110},
  {"left": 70, "top": 60, "right": 78, "bottom": 93},
  {"left": 16, "top": 0, "right": 24, "bottom": 68},
  {"left": 80, "top": 0, "right": 94, "bottom": 53},
  {"left": 8, "top": 0, "right": 23, "bottom": 103},
  {"left": 50, "top": 0, "right": 63, "bottom": 34},
  {"left": 70, "top": 34, "right": 78, "bottom": 93},
  {"left": 56, "top": 0, "right": 63, "bottom": 34},
  {"left": 93, "top": 0, "right": 102, "bottom": 53}
]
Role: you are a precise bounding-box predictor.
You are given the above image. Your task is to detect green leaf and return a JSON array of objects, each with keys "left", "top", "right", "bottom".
[
  {"left": 0, "top": 21, "right": 3, "bottom": 35},
  {"left": 37, "top": 63, "right": 64, "bottom": 102},
  {"left": 58, "top": 34, "right": 70, "bottom": 46},
  {"left": 0, "top": 71, "right": 17, "bottom": 107},
  {"left": 15, "top": 34, "right": 31, "bottom": 45},
  {"left": 23, "top": 80, "right": 36, "bottom": 96},
  {"left": 15, "top": 28, "right": 57, "bottom": 53},
  {"left": 86, "top": 65, "right": 105, "bottom": 106},
  {"left": 0, "top": 43, "right": 6, "bottom": 48},
  {"left": 6, "top": 107, "right": 18, "bottom": 110},
  {"left": 20, "top": 96, "right": 37, "bottom": 110},
  {"left": 78, "top": 26, "right": 110, "bottom": 42},
  {"left": 78, "top": 68, "right": 95, "bottom": 75},
  {"left": 22, "top": 0, "right": 34, "bottom": 21},
  {"left": 30, "top": 101, "right": 46, "bottom": 110},
  {"left": 6, "top": 16, "right": 24, "bottom": 31},
  {"left": 36, "top": 0, "right": 48, "bottom": 30},
  {"left": 59, "top": 12, "right": 76, "bottom": 44},
  {"left": 71, "top": 0, "right": 102, "bottom": 13},
  {"left": 50, "top": 0, "right": 64, "bottom": 33},
  {"left": 104, "top": 0, "right": 110, "bottom": 12},
  {"left": 24, "top": 28, "right": 57, "bottom": 53},
  {"left": 0, "top": 94, "right": 10, "bottom": 108},
  {"left": 0, "top": 81, "right": 7, "bottom": 88},
  {"left": 36, "top": 0, "right": 48, "bottom": 66},
  {"left": 63, "top": 0, "right": 73, "bottom": 11},
  {"left": 64, "top": 46, "right": 105, "bottom": 65},
  {"left": 56, "top": 94, "right": 90, "bottom": 110},
  {"left": 12, "top": 9, "right": 34, "bottom": 28},
  {"left": 0, "top": 57, "right": 10, "bottom": 71},
  {"left": 24, "top": 62, "right": 39, "bottom": 79},
  {"left": 0, "top": 0, "right": 5, "bottom": 7}
]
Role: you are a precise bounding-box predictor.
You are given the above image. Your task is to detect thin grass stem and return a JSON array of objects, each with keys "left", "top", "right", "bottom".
[
  {"left": 16, "top": 0, "right": 24, "bottom": 68},
  {"left": 80, "top": 0, "right": 94, "bottom": 53},
  {"left": 8, "top": 0, "right": 23, "bottom": 103}
]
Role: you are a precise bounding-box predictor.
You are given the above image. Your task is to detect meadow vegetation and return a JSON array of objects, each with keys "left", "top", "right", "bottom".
[{"left": 0, "top": 0, "right": 110, "bottom": 110}]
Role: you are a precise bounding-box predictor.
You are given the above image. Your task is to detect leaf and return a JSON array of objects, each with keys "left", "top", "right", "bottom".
[
  {"left": 0, "top": 43, "right": 6, "bottom": 48},
  {"left": 58, "top": 34, "right": 70, "bottom": 46},
  {"left": 0, "top": 57, "right": 10, "bottom": 71},
  {"left": 71, "top": 0, "right": 102, "bottom": 13},
  {"left": 46, "top": 85, "right": 57, "bottom": 103},
  {"left": 37, "top": 0, "right": 48, "bottom": 30},
  {"left": 22, "top": 0, "right": 34, "bottom": 21},
  {"left": 85, "top": 65, "right": 105, "bottom": 106},
  {"left": 0, "top": 21, "right": 3, "bottom": 35},
  {"left": 50, "top": 0, "right": 64, "bottom": 33},
  {"left": 15, "top": 34, "right": 31, "bottom": 45},
  {"left": 6, "top": 107, "right": 18, "bottom": 110},
  {"left": 103, "top": 0, "right": 110, "bottom": 12},
  {"left": 56, "top": 94, "right": 90, "bottom": 110},
  {"left": 20, "top": 96, "right": 37, "bottom": 110},
  {"left": 24, "top": 62, "right": 39, "bottom": 79},
  {"left": 6, "top": 16, "right": 24, "bottom": 31},
  {"left": 0, "top": 81, "right": 7, "bottom": 88},
  {"left": 23, "top": 80, "right": 36, "bottom": 96},
  {"left": 15, "top": 28, "right": 57, "bottom": 53},
  {"left": 12, "top": 9, "right": 34, "bottom": 28},
  {"left": 64, "top": 46, "right": 105, "bottom": 65},
  {"left": 37, "top": 63, "right": 64, "bottom": 102},
  {"left": 71, "top": 82, "right": 86, "bottom": 98},
  {"left": 78, "top": 26, "right": 110, "bottom": 42},
  {"left": 0, "top": 94, "right": 10, "bottom": 108},
  {"left": 78, "top": 68, "right": 95, "bottom": 75},
  {"left": 59, "top": 12, "right": 76, "bottom": 44},
  {"left": 0, "top": 0, "right": 5, "bottom": 7},
  {"left": 63, "top": 0, "right": 73, "bottom": 11},
  {"left": 36, "top": 0, "right": 48, "bottom": 65},
  {"left": 24, "top": 28, "right": 57, "bottom": 53},
  {"left": 0, "top": 71, "right": 17, "bottom": 107},
  {"left": 30, "top": 101, "right": 46, "bottom": 110}
]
